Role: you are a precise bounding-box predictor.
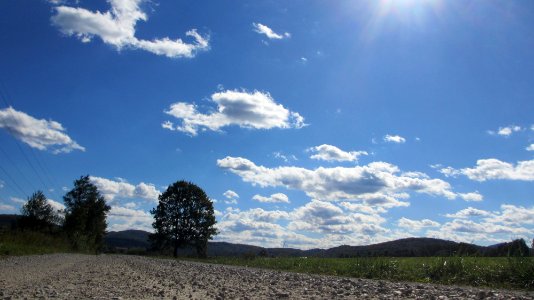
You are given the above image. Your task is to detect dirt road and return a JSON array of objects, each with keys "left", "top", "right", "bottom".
[{"left": 0, "top": 254, "right": 532, "bottom": 299}]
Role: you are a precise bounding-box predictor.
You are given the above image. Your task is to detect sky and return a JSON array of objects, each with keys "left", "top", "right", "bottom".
[{"left": 1, "top": 0, "right": 534, "bottom": 249}]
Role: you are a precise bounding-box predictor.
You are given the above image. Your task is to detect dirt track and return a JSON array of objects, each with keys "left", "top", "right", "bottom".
[{"left": 0, "top": 254, "right": 532, "bottom": 299}]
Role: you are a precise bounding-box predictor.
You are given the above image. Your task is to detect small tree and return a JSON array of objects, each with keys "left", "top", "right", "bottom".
[
  {"left": 63, "top": 175, "right": 110, "bottom": 253},
  {"left": 19, "top": 190, "right": 60, "bottom": 232},
  {"left": 150, "top": 180, "right": 217, "bottom": 258}
]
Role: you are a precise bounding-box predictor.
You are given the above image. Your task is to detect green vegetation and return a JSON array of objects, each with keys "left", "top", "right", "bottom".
[
  {"left": 63, "top": 175, "right": 111, "bottom": 253},
  {"left": 191, "top": 256, "right": 534, "bottom": 290},
  {"left": 151, "top": 180, "right": 217, "bottom": 258},
  {"left": 0, "top": 231, "right": 72, "bottom": 256}
]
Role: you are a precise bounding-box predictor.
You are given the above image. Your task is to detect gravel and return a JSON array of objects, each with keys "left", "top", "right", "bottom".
[{"left": 0, "top": 254, "right": 533, "bottom": 299}]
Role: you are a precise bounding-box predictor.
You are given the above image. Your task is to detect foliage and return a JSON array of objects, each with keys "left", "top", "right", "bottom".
[
  {"left": 150, "top": 180, "right": 217, "bottom": 258},
  {"left": 63, "top": 175, "right": 110, "bottom": 253},
  {"left": 191, "top": 256, "right": 534, "bottom": 290},
  {"left": 0, "top": 231, "right": 72, "bottom": 256},
  {"left": 18, "top": 191, "right": 61, "bottom": 232}
]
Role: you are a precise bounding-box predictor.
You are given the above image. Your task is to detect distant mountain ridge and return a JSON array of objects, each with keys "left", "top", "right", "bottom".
[{"left": 104, "top": 229, "right": 530, "bottom": 257}]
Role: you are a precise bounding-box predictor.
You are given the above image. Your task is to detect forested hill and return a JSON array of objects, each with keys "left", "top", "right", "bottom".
[{"left": 102, "top": 229, "right": 531, "bottom": 257}]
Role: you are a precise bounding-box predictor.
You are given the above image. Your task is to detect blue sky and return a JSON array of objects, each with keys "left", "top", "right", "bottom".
[{"left": 1, "top": 0, "right": 533, "bottom": 249}]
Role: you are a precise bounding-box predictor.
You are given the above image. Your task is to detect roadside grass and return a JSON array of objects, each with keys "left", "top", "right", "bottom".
[
  {"left": 0, "top": 231, "right": 72, "bottom": 256},
  {"left": 186, "top": 256, "right": 534, "bottom": 290}
]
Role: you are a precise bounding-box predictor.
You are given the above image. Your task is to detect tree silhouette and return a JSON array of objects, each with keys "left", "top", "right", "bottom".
[
  {"left": 150, "top": 180, "right": 217, "bottom": 258},
  {"left": 19, "top": 190, "right": 60, "bottom": 232},
  {"left": 63, "top": 175, "right": 110, "bottom": 253}
]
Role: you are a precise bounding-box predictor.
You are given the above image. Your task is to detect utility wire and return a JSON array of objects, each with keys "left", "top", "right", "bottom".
[
  {"left": 1, "top": 82, "right": 61, "bottom": 190},
  {"left": 0, "top": 164, "right": 28, "bottom": 199},
  {"left": 0, "top": 144, "right": 38, "bottom": 191},
  {"left": 0, "top": 84, "right": 52, "bottom": 191}
]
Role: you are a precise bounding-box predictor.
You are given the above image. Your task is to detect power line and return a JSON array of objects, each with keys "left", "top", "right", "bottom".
[
  {"left": 0, "top": 164, "right": 28, "bottom": 199},
  {"left": 0, "top": 144, "right": 38, "bottom": 191},
  {"left": 1, "top": 82, "right": 61, "bottom": 191},
  {"left": 0, "top": 83, "right": 54, "bottom": 191}
]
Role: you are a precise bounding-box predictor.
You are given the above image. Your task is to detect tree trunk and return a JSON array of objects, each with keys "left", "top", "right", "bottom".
[
  {"left": 196, "top": 240, "right": 207, "bottom": 259},
  {"left": 173, "top": 240, "right": 179, "bottom": 257}
]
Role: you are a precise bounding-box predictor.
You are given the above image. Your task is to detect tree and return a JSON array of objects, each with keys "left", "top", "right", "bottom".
[
  {"left": 150, "top": 180, "right": 217, "bottom": 258},
  {"left": 19, "top": 190, "right": 60, "bottom": 232},
  {"left": 63, "top": 175, "right": 110, "bottom": 252}
]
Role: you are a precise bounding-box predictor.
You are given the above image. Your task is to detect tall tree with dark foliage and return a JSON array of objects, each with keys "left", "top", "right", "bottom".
[
  {"left": 151, "top": 180, "right": 217, "bottom": 258},
  {"left": 19, "top": 190, "right": 61, "bottom": 232},
  {"left": 63, "top": 175, "right": 110, "bottom": 253}
]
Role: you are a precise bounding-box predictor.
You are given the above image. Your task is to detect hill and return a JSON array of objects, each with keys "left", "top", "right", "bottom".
[{"left": 103, "top": 229, "right": 508, "bottom": 257}]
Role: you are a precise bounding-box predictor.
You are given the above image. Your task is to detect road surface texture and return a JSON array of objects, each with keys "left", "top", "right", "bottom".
[{"left": 0, "top": 254, "right": 532, "bottom": 299}]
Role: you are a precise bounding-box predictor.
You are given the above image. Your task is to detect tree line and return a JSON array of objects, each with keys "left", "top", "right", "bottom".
[{"left": 16, "top": 176, "right": 217, "bottom": 257}]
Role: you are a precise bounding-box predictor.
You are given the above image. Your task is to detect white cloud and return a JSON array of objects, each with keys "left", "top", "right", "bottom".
[
  {"left": 252, "top": 23, "right": 290, "bottom": 40},
  {"left": 0, "top": 107, "right": 84, "bottom": 154},
  {"left": 397, "top": 217, "right": 440, "bottom": 231},
  {"left": 47, "top": 199, "right": 65, "bottom": 212},
  {"left": 273, "top": 151, "right": 297, "bottom": 163},
  {"left": 445, "top": 207, "right": 492, "bottom": 219},
  {"left": 215, "top": 202, "right": 390, "bottom": 249},
  {"left": 526, "top": 144, "right": 534, "bottom": 151},
  {"left": 224, "top": 199, "right": 238, "bottom": 205},
  {"left": 10, "top": 197, "right": 26, "bottom": 205},
  {"left": 51, "top": 0, "right": 209, "bottom": 58},
  {"left": 108, "top": 205, "right": 153, "bottom": 232},
  {"left": 428, "top": 204, "right": 534, "bottom": 244},
  {"left": 90, "top": 176, "right": 160, "bottom": 202},
  {"left": 252, "top": 193, "right": 290, "bottom": 203},
  {"left": 163, "top": 89, "right": 306, "bottom": 136},
  {"left": 383, "top": 134, "right": 406, "bottom": 144},
  {"left": 223, "top": 190, "right": 239, "bottom": 199},
  {"left": 288, "top": 200, "right": 387, "bottom": 236},
  {"left": 217, "top": 156, "right": 466, "bottom": 206},
  {"left": 0, "top": 180, "right": 4, "bottom": 189},
  {"left": 0, "top": 203, "right": 16, "bottom": 212},
  {"left": 308, "top": 144, "right": 367, "bottom": 162},
  {"left": 489, "top": 204, "right": 534, "bottom": 225},
  {"left": 445, "top": 158, "right": 534, "bottom": 181},
  {"left": 488, "top": 125, "right": 522, "bottom": 136},
  {"left": 457, "top": 192, "right": 483, "bottom": 202}
]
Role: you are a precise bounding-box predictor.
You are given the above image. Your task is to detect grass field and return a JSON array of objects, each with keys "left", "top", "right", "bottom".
[
  {"left": 193, "top": 256, "right": 534, "bottom": 290},
  {"left": 0, "top": 231, "right": 73, "bottom": 256}
]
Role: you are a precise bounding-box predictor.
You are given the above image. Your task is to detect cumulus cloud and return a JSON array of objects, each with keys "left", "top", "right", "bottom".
[
  {"left": 223, "top": 190, "right": 239, "bottom": 199},
  {"left": 444, "top": 207, "right": 492, "bottom": 219},
  {"left": 252, "top": 23, "right": 290, "bottom": 40},
  {"left": 215, "top": 201, "right": 390, "bottom": 249},
  {"left": 163, "top": 89, "right": 306, "bottom": 136},
  {"left": 217, "top": 156, "right": 468, "bottom": 207},
  {"left": 443, "top": 158, "right": 534, "bottom": 181},
  {"left": 90, "top": 176, "right": 160, "bottom": 202},
  {"left": 383, "top": 134, "right": 406, "bottom": 143},
  {"left": 252, "top": 193, "right": 290, "bottom": 203},
  {"left": 47, "top": 199, "right": 66, "bottom": 212},
  {"left": 108, "top": 205, "right": 153, "bottom": 232},
  {"left": 488, "top": 125, "right": 522, "bottom": 136},
  {"left": 0, "top": 203, "right": 16, "bottom": 212},
  {"left": 0, "top": 107, "right": 85, "bottom": 154},
  {"left": 428, "top": 204, "right": 534, "bottom": 244},
  {"left": 457, "top": 192, "right": 483, "bottom": 202},
  {"left": 289, "top": 200, "right": 387, "bottom": 236},
  {"left": 526, "top": 144, "right": 534, "bottom": 151},
  {"left": 308, "top": 144, "right": 368, "bottom": 162},
  {"left": 489, "top": 204, "right": 534, "bottom": 225},
  {"left": 397, "top": 217, "right": 440, "bottom": 231},
  {"left": 51, "top": 0, "right": 209, "bottom": 58},
  {"left": 273, "top": 151, "right": 297, "bottom": 163}
]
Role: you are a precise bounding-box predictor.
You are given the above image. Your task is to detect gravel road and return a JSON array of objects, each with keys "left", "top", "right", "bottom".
[{"left": 0, "top": 254, "right": 532, "bottom": 299}]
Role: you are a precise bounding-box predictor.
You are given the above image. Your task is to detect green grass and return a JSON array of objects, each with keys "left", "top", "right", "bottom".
[
  {"left": 187, "top": 256, "right": 534, "bottom": 290},
  {"left": 0, "top": 231, "right": 73, "bottom": 256}
]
